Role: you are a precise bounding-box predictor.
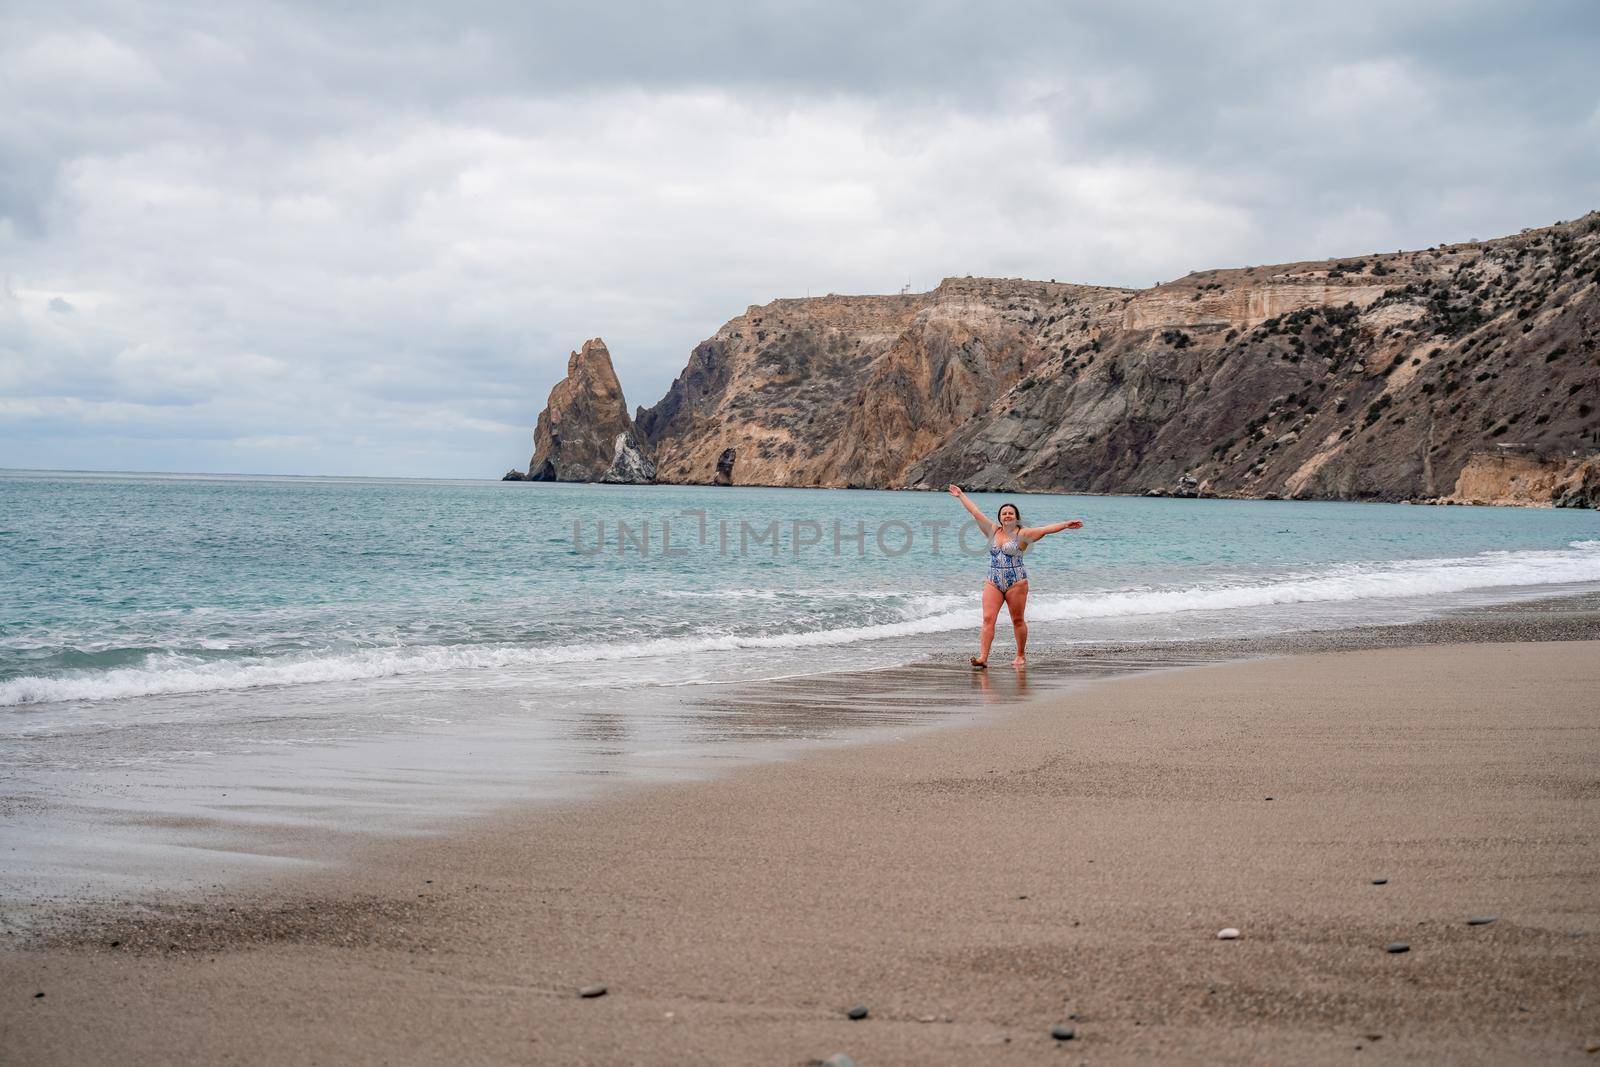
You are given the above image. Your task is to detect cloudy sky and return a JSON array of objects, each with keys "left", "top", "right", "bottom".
[{"left": 3, "top": 1, "right": 1597, "bottom": 477}]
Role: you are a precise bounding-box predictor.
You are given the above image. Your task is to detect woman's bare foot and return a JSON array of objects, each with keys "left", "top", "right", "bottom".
[
  {"left": 1013, "top": 655, "right": 1026, "bottom": 668},
  {"left": 970, "top": 657, "right": 988, "bottom": 670}
]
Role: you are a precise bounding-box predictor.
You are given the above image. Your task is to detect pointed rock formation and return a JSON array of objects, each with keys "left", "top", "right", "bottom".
[{"left": 528, "top": 338, "right": 652, "bottom": 483}]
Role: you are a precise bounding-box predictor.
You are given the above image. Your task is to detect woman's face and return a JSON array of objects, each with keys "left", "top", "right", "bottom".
[{"left": 999, "top": 506, "right": 1019, "bottom": 526}]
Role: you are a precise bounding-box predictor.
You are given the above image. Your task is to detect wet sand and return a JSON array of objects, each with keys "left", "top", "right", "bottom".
[{"left": 4, "top": 628, "right": 1599, "bottom": 1063}]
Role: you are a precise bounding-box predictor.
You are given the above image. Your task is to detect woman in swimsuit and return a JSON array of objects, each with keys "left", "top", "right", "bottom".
[{"left": 947, "top": 485, "right": 1083, "bottom": 669}]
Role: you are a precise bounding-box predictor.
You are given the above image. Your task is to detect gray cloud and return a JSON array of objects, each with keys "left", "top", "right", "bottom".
[{"left": 1, "top": 1, "right": 1597, "bottom": 476}]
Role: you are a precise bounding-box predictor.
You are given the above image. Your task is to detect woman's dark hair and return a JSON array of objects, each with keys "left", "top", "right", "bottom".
[{"left": 996, "top": 502, "right": 1022, "bottom": 525}]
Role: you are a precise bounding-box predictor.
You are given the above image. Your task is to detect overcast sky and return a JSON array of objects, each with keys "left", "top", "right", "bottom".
[{"left": 3, "top": 1, "right": 1597, "bottom": 477}]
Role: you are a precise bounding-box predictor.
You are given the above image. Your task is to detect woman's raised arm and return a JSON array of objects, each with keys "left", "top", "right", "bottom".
[
  {"left": 1020, "top": 519, "right": 1084, "bottom": 542},
  {"left": 947, "top": 485, "right": 997, "bottom": 535}
]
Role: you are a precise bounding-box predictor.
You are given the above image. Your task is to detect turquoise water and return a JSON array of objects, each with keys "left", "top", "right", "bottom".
[{"left": 4, "top": 470, "right": 1599, "bottom": 722}]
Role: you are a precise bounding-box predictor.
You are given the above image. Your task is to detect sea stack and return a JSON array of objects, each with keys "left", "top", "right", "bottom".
[{"left": 528, "top": 338, "right": 653, "bottom": 483}]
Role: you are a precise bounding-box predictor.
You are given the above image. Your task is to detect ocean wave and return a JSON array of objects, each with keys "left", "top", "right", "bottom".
[
  {"left": 4, "top": 543, "right": 1598, "bottom": 708},
  {"left": 655, "top": 587, "right": 934, "bottom": 601}
]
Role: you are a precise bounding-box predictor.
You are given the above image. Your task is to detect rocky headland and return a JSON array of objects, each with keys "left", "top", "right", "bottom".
[{"left": 516, "top": 215, "right": 1600, "bottom": 506}]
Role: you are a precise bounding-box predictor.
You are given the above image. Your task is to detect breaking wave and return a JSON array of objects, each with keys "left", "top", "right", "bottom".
[{"left": 4, "top": 543, "right": 1598, "bottom": 709}]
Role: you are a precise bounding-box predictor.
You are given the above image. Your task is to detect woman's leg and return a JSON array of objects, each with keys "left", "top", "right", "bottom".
[
  {"left": 1004, "top": 579, "right": 1029, "bottom": 666},
  {"left": 975, "top": 581, "right": 1004, "bottom": 666}
]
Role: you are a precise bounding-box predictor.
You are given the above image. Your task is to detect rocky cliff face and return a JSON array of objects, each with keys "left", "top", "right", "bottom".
[
  {"left": 525, "top": 215, "right": 1600, "bottom": 505},
  {"left": 907, "top": 217, "right": 1600, "bottom": 505},
  {"left": 632, "top": 279, "right": 1137, "bottom": 487},
  {"left": 1444, "top": 450, "right": 1600, "bottom": 508},
  {"left": 528, "top": 338, "right": 651, "bottom": 483},
  {"left": 599, "top": 432, "right": 657, "bottom": 484}
]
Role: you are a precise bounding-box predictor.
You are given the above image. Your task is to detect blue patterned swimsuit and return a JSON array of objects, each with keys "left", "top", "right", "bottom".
[{"left": 988, "top": 532, "right": 1028, "bottom": 592}]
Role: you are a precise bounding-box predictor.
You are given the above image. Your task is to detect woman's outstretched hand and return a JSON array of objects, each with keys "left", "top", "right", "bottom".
[
  {"left": 948, "top": 484, "right": 964, "bottom": 498},
  {"left": 1066, "top": 520, "right": 1083, "bottom": 530}
]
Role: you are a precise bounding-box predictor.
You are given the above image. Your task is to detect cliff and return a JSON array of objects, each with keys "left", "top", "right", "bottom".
[
  {"left": 527, "top": 338, "right": 651, "bottom": 483},
  {"left": 631, "top": 279, "right": 1141, "bottom": 487},
  {"left": 522, "top": 214, "right": 1600, "bottom": 505},
  {"left": 1444, "top": 449, "right": 1600, "bottom": 508}
]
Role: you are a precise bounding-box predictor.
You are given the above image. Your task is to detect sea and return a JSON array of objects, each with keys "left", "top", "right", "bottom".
[{"left": 3, "top": 469, "right": 1599, "bottom": 899}]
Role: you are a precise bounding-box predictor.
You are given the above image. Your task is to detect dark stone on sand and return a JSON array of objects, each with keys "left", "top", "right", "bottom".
[
  {"left": 1068, "top": 1012, "right": 1080, "bottom": 1020},
  {"left": 1385, "top": 942, "right": 1410, "bottom": 954},
  {"left": 1051, "top": 1025, "right": 1076, "bottom": 1040},
  {"left": 1371, "top": 878, "right": 1388, "bottom": 885},
  {"left": 578, "top": 983, "right": 608, "bottom": 998},
  {"left": 1264, "top": 796, "right": 1274, "bottom": 801},
  {"left": 1466, "top": 915, "right": 1498, "bottom": 925},
  {"left": 846, "top": 1004, "right": 869, "bottom": 1020},
  {"left": 34, "top": 992, "right": 44, "bottom": 998}
]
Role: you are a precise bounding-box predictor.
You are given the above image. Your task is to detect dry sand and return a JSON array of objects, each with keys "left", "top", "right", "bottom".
[{"left": 3, "top": 640, "right": 1598, "bottom": 1064}]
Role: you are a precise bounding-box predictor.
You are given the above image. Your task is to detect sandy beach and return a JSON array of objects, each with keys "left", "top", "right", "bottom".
[
  {"left": 4, "top": 627, "right": 1598, "bottom": 1065},
  {"left": 10, "top": 3, "right": 1600, "bottom": 1063}
]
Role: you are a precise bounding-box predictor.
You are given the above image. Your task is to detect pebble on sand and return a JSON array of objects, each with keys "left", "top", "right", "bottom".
[
  {"left": 1384, "top": 942, "right": 1410, "bottom": 954},
  {"left": 1466, "top": 916, "right": 1498, "bottom": 925},
  {"left": 846, "top": 1004, "right": 869, "bottom": 1020},
  {"left": 578, "top": 984, "right": 608, "bottom": 998},
  {"left": 1371, "top": 878, "right": 1388, "bottom": 885},
  {"left": 1051, "top": 1025, "right": 1077, "bottom": 1041},
  {"left": 1216, "top": 928, "right": 1241, "bottom": 940}
]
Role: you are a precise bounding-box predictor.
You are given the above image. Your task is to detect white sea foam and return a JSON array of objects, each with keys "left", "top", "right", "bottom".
[
  {"left": 4, "top": 543, "right": 1598, "bottom": 708},
  {"left": 1024, "top": 544, "right": 1600, "bottom": 625}
]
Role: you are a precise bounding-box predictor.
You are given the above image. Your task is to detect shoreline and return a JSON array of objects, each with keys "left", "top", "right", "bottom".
[
  {"left": 14, "top": 467, "right": 1598, "bottom": 509},
  {"left": 6, "top": 589, "right": 1600, "bottom": 922},
  {"left": 4, "top": 602, "right": 1600, "bottom": 1062},
  {"left": 502, "top": 473, "right": 1592, "bottom": 509}
]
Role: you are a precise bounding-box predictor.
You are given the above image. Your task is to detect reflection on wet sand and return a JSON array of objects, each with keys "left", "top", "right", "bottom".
[{"left": 6, "top": 593, "right": 1600, "bottom": 916}]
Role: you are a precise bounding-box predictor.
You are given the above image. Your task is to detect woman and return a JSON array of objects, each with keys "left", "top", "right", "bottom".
[{"left": 947, "top": 485, "right": 1083, "bottom": 669}]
